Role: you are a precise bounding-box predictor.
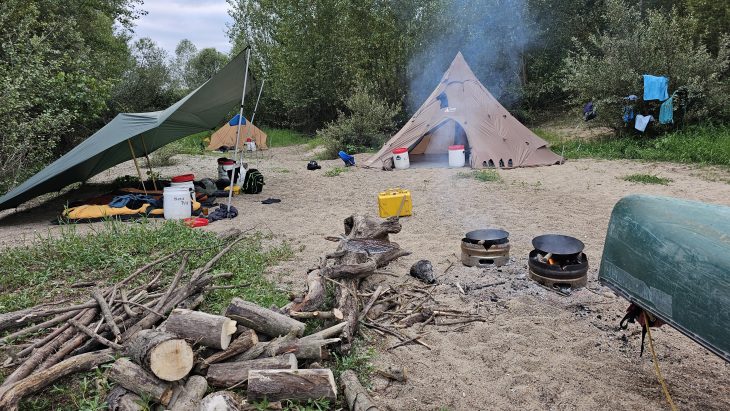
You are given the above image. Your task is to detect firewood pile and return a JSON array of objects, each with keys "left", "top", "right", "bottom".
[{"left": 0, "top": 215, "right": 420, "bottom": 410}]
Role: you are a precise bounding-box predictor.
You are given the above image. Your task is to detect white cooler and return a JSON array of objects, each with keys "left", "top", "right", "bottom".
[{"left": 448, "top": 145, "right": 465, "bottom": 167}]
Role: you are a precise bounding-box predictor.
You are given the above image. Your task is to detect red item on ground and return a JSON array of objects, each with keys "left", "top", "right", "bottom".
[
  {"left": 392, "top": 147, "right": 408, "bottom": 154},
  {"left": 184, "top": 217, "right": 209, "bottom": 228},
  {"left": 448, "top": 145, "right": 464, "bottom": 150},
  {"left": 171, "top": 174, "right": 195, "bottom": 183}
]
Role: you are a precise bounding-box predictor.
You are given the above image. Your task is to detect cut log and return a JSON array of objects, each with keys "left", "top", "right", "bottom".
[
  {"left": 108, "top": 358, "right": 173, "bottom": 406},
  {"left": 165, "top": 309, "right": 237, "bottom": 350},
  {"left": 203, "top": 327, "right": 259, "bottom": 365},
  {"left": 206, "top": 354, "right": 297, "bottom": 388},
  {"left": 300, "top": 322, "right": 347, "bottom": 342},
  {"left": 289, "top": 309, "right": 343, "bottom": 320},
  {"left": 266, "top": 338, "right": 340, "bottom": 360},
  {"left": 127, "top": 329, "right": 194, "bottom": 381},
  {"left": 341, "top": 370, "right": 380, "bottom": 411},
  {"left": 0, "top": 349, "right": 114, "bottom": 411},
  {"left": 289, "top": 270, "right": 326, "bottom": 312},
  {"left": 247, "top": 369, "right": 337, "bottom": 403},
  {"left": 200, "top": 391, "right": 244, "bottom": 411},
  {"left": 225, "top": 298, "right": 305, "bottom": 337},
  {"left": 168, "top": 375, "right": 207, "bottom": 411},
  {"left": 107, "top": 386, "right": 144, "bottom": 411}
]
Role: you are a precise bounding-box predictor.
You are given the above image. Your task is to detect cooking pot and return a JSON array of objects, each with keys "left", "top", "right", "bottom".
[
  {"left": 532, "top": 234, "right": 584, "bottom": 256},
  {"left": 462, "top": 229, "right": 509, "bottom": 251}
]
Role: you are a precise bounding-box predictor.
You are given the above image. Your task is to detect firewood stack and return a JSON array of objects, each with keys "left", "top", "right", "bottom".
[{"left": 0, "top": 216, "right": 409, "bottom": 410}]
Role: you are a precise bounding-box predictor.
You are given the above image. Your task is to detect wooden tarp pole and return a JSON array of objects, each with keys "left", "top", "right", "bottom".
[
  {"left": 239, "top": 78, "right": 265, "bottom": 166},
  {"left": 140, "top": 135, "right": 158, "bottom": 191},
  {"left": 226, "top": 47, "right": 251, "bottom": 214},
  {"left": 127, "top": 139, "right": 148, "bottom": 195}
]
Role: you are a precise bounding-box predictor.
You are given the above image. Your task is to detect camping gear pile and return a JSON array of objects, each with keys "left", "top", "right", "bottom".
[
  {"left": 0, "top": 216, "right": 424, "bottom": 410},
  {"left": 366, "top": 52, "right": 563, "bottom": 170}
]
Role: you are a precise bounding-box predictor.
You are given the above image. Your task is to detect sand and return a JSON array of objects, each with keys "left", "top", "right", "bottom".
[{"left": 1, "top": 146, "right": 728, "bottom": 410}]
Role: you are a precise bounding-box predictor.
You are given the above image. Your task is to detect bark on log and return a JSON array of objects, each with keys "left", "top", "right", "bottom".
[
  {"left": 289, "top": 270, "right": 326, "bottom": 312},
  {"left": 108, "top": 358, "right": 173, "bottom": 406},
  {"left": 341, "top": 370, "right": 380, "bottom": 411},
  {"left": 200, "top": 391, "right": 245, "bottom": 411},
  {"left": 203, "top": 327, "right": 258, "bottom": 365},
  {"left": 289, "top": 309, "right": 343, "bottom": 320},
  {"left": 225, "top": 298, "right": 305, "bottom": 337},
  {"left": 343, "top": 215, "right": 401, "bottom": 241},
  {"left": 107, "top": 386, "right": 143, "bottom": 411},
  {"left": 0, "top": 301, "right": 97, "bottom": 333},
  {"left": 322, "top": 260, "right": 377, "bottom": 280},
  {"left": 169, "top": 375, "right": 207, "bottom": 411},
  {"left": 206, "top": 354, "right": 297, "bottom": 388},
  {"left": 300, "top": 322, "right": 347, "bottom": 342},
  {"left": 165, "top": 309, "right": 237, "bottom": 350},
  {"left": 266, "top": 338, "right": 340, "bottom": 360},
  {"left": 0, "top": 349, "right": 114, "bottom": 411},
  {"left": 127, "top": 329, "right": 194, "bottom": 381},
  {"left": 247, "top": 369, "right": 337, "bottom": 403},
  {"left": 92, "top": 288, "right": 121, "bottom": 339}
]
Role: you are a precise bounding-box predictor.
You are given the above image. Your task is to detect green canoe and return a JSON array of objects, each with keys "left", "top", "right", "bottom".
[{"left": 598, "top": 194, "right": 730, "bottom": 362}]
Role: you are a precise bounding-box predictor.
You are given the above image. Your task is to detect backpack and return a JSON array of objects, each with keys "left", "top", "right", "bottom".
[{"left": 242, "top": 168, "right": 265, "bottom": 194}]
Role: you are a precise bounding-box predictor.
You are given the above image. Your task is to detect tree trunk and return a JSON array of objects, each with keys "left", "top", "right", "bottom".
[
  {"left": 0, "top": 349, "right": 114, "bottom": 411},
  {"left": 206, "top": 354, "right": 297, "bottom": 388},
  {"left": 108, "top": 358, "right": 173, "bottom": 406},
  {"left": 341, "top": 370, "right": 380, "bottom": 411},
  {"left": 225, "top": 298, "right": 305, "bottom": 337},
  {"left": 168, "top": 375, "right": 207, "bottom": 411},
  {"left": 127, "top": 329, "right": 194, "bottom": 381},
  {"left": 107, "top": 386, "right": 143, "bottom": 411},
  {"left": 200, "top": 391, "right": 245, "bottom": 411},
  {"left": 165, "top": 309, "right": 237, "bottom": 350},
  {"left": 246, "top": 369, "right": 337, "bottom": 403},
  {"left": 202, "top": 328, "right": 258, "bottom": 365}
]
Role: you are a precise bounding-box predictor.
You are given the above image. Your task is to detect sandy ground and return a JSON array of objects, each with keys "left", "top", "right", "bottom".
[{"left": 1, "top": 147, "right": 729, "bottom": 410}]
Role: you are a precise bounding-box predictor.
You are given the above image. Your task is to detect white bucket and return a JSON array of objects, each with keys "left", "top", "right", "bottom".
[
  {"left": 170, "top": 181, "right": 195, "bottom": 201},
  {"left": 392, "top": 148, "right": 410, "bottom": 170},
  {"left": 163, "top": 186, "right": 192, "bottom": 220},
  {"left": 448, "top": 145, "right": 465, "bottom": 167},
  {"left": 246, "top": 140, "right": 257, "bottom": 151}
]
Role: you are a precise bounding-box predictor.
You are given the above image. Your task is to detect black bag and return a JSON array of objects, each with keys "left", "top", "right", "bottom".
[{"left": 242, "top": 168, "right": 265, "bottom": 194}]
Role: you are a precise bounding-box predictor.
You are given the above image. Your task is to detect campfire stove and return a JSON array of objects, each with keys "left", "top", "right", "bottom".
[
  {"left": 461, "top": 229, "right": 510, "bottom": 267},
  {"left": 528, "top": 234, "right": 589, "bottom": 288}
]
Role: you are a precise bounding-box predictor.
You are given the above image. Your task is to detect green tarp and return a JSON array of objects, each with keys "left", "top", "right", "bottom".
[
  {"left": 599, "top": 194, "right": 730, "bottom": 362},
  {"left": 0, "top": 48, "right": 253, "bottom": 210}
]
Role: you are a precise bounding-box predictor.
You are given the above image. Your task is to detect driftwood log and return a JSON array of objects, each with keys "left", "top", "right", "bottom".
[
  {"left": 206, "top": 354, "right": 297, "bottom": 387},
  {"left": 246, "top": 369, "right": 337, "bottom": 403},
  {"left": 127, "top": 329, "right": 194, "bottom": 381},
  {"left": 290, "top": 270, "right": 326, "bottom": 312},
  {"left": 202, "top": 327, "right": 259, "bottom": 365},
  {"left": 225, "top": 298, "right": 305, "bottom": 337},
  {"left": 165, "top": 309, "right": 237, "bottom": 350},
  {"left": 106, "top": 386, "right": 143, "bottom": 411},
  {"left": 200, "top": 391, "right": 245, "bottom": 411},
  {"left": 107, "top": 358, "right": 173, "bottom": 406},
  {"left": 341, "top": 370, "right": 380, "bottom": 411},
  {"left": 168, "top": 375, "right": 208, "bottom": 411}
]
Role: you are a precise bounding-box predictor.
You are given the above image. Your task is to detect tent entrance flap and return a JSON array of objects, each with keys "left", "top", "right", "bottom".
[{"left": 408, "top": 120, "right": 470, "bottom": 164}]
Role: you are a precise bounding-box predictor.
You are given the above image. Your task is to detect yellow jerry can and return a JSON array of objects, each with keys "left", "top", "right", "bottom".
[{"left": 378, "top": 188, "right": 412, "bottom": 218}]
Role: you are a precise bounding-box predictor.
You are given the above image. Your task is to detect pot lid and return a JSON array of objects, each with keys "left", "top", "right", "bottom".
[
  {"left": 464, "top": 229, "right": 509, "bottom": 242},
  {"left": 532, "top": 234, "right": 585, "bottom": 255}
]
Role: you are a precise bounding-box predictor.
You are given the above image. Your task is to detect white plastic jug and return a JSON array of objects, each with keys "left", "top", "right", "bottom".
[{"left": 163, "top": 186, "right": 192, "bottom": 220}]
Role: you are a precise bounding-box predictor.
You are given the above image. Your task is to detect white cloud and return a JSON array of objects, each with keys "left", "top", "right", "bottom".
[{"left": 131, "top": 0, "right": 233, "bottom": 54}]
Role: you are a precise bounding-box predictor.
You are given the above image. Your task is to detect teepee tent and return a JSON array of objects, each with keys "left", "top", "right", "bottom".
[
  {"left": 365, "top": 52, "right": 563, "bottom": 169},
  {"left": 207, "top": 114, "right": 268, "bottom": 151}
]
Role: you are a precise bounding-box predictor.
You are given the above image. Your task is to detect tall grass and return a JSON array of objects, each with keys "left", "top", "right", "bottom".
[
  {"left": 263, "top": 128, "right": 315, "bottom": 147},
  {"left": 536, "top": 125, "right": 730, "bottom": 166}
]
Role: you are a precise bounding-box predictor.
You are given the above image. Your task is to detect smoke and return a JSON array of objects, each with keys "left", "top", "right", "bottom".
[{"left": 407, "top": 0, "right": 534, "bottom": 111}]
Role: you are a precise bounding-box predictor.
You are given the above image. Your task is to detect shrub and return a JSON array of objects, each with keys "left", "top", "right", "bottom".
[
  {"left": 563, "top": 0, "right": 730, "bottom": 130},
  {"left": 146, "top": 143, "right": 178, "bottom": 167},
  {"left": 317, "top": 87, "right": 400, "bottom": 159}
]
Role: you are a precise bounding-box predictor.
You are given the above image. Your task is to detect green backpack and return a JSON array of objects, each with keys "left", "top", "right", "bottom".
[{"left": 242, "top": 169, "right": 264, "bottom": 194}]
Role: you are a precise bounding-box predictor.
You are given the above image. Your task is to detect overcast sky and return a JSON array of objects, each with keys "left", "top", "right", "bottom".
[{"left": 131, "top": 0, "right": 233, "bottom": 55}]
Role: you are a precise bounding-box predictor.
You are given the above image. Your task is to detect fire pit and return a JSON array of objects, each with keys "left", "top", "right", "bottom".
[
  {"left": 461, "top": 229, "right": 510, "bottom": 267},
  {"left": 528, "top": 234, "right": 588, "bottom": 288}
]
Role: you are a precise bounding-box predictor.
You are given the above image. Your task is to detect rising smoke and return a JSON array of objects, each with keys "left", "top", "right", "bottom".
[{"left": 407, "top": 0, "right": 534, "bottom": 112}]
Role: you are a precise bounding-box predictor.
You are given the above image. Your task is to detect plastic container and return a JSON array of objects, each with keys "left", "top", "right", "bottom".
[
  {"left": 246, "top": 138, "right": 257, "bottom": 152},
  {"left": 378, "top": 188, "right": 412, "bottom": 218},
  {"left": 392, "top": 148, "right": 410, "bottom": 169},
  {"left": 163, "top": 186, "right": 192, "bottom": 220},
  {"left": 448, "top": 145, "right": 465, "bottom": 167},
  {"left": 170, "top": 181, "right": 195, "bottom": 201}
]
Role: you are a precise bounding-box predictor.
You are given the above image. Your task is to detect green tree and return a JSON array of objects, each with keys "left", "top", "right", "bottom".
[
  {"left": 185, "top": 48, "right": 230, "bottom": 90},
  {"left": 172, "top": 39, "right": 198, "bottom": 92}
]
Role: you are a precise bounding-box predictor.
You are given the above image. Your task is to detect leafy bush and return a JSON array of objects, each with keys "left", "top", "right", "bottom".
[
  {"left": 563, "top": 0, "right": 730, "bottom": 130},
  {"left": 317, "top": 87, "right": 400, "bottom": 159}
]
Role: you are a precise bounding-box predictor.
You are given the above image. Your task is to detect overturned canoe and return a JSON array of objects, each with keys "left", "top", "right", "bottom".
[{"left": 598, "top": 194, "right": 730, "bottom": 362}]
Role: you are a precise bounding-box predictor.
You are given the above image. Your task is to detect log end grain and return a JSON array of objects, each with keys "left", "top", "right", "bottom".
[{"left": 149, "top": 338, "right": 194, "bottom": 381}]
